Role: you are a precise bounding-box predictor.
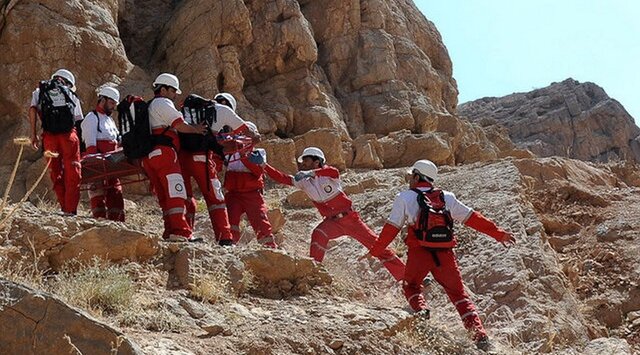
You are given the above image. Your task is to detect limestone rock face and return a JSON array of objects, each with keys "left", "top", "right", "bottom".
[
  {"left": 0, "top": 278, "right": 141, "bottom": 354},
  {"left": 0, "top": 0, "right": 133, "bottom": 165},
  {"left": 458, "top": 79, "right": 640, "bottom": 163}
]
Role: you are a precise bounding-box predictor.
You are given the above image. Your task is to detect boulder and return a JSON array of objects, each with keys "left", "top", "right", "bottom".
[
  {"left": 0, "top": 278, "right": 141, "bottom": 354},
  {"left": 258, "top": 138, "right": 298, "bottom": 175},
  {"left": 49, "top": 225, "right": 160, "bottom": 270}
]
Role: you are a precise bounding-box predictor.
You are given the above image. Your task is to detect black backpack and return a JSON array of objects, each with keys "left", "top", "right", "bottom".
[
  {"left": 179, "top": 94, "right": 224, "bottom": 157},
  {"left": 38, "top": 80, "right": 77, "bottom": 134},
  {"left": 118, "top": 96, "right": 172, "bottom": 159}
]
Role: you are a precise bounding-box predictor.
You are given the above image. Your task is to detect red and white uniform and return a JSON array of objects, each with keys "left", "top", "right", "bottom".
[
  {"left": 81, "top": 108, "right": 124, "bottom": 221},
  {"left": 265, "top": 164, "right": 405, "bottom": 281},
  {"left": 30, "top": 87, "right": 83, "bottom": 214},
  {"left": 179, "top": 103, "right": 252, "bottom": 243},
  {"left": 141, "top": 97, "right": 192, "bottom": 240},
  {"left": 371, "top": 181, "right": 511, "bottom": 342},
  {"left": 224, "top": 149, "right": 275, "bottom": 247}
]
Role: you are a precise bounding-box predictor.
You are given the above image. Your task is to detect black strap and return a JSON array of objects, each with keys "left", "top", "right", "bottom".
[{"left": 92, "top": 110, "right": 102, "bottom": 133}]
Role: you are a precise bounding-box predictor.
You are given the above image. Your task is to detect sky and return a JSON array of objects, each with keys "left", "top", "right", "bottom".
[{"left": 414, "top": 0, "right": 640, "bottom": 123}]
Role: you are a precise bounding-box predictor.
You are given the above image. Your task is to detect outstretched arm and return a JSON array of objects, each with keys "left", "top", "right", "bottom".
[
  {"left": 465, "top": 211, "right": 516, "bottom": 246},
  {"left": 369, "top": 223, "right": 401, "bottom": 257},
  {"left": 264, "top": 164, "right": 294, "bottom": 186}
]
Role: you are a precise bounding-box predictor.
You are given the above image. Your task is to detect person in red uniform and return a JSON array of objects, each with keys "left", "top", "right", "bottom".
[
  {"left": 179, "top": 92, "right": 258, "bottom": 246},
  {"left": 81, "top": 86, "right": 125, "bottom": 221},
  {"left": 263, "top": 147, "right": 405, "bottom": 281},
  {"left": 28, "top": 69, "right": 83, "bottom": 215},
  {"left": 368, "top": 159, "right": 516, "bottom": 351},
  {"left": 142, "top": 73, "right": 207, "bottom": 242},
  {"left": 223, "top": 122, "right": 276, "bottom": 247}
]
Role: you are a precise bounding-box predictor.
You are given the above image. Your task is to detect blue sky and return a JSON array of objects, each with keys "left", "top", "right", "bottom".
[{"left": 414, "top": 0, "right": 639, "bottom": 123}]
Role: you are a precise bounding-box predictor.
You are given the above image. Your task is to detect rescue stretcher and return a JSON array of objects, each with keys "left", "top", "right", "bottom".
[{"left": 80, "top": 134, "right": 256, "bottom": 190}]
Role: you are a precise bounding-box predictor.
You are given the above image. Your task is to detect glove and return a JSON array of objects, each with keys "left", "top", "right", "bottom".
[
  {"left": 247, "top": 151, "right": 265, "bottom": 165},
  {"left": 294, "top": 171, "right": 315, "bottom": 182}
]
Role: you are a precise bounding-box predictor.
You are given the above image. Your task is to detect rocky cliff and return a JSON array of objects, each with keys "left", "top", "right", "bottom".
[
  {"left": 458, "top": 79, "right": 640, "bottom": 163},
  {"left": 0, "top": 0, "right": 513, "bottom": 174}
]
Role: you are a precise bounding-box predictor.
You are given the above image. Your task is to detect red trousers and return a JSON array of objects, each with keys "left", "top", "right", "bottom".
[
  {"left": 142, "top": 146, "right": 191, "bottom": 239},
  {"left": 310, "top": 211, "right": 405, "bottom": 281},
  {"left": 403, "top": 247, "right": 487, "bottom": 341},
  {"left": 88, "top": 141, "right": 124, "bottom": 221},
  {"left": 42, "top": 130, "right": 81, "bottom": 214},
  {"left": 178, "top": 151, "right": 232, "bottom": 242},
  {"left": 226, "top": 190, "right": 276, "bottom": 247}
]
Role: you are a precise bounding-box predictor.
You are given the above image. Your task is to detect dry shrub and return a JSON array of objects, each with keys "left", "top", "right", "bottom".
[
  {"left": 189, "top": 259, "right": 230, "bottom": 304},
  {"left": 52, "top": 258, "right": 134, "bottom": 316},
  {"left": 118, "top": 297, "right": 183, "bottom": 332},
  {"left": 394, "top": 318, "right": 473, "bottom": 355},
  {"left": 0, "top": 256, "right": 46, "bottom": 289}
]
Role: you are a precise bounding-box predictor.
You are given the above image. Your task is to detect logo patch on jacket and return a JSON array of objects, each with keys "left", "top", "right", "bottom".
[{"left": 323, "top": 185, "right": 333, "bottom": 193}]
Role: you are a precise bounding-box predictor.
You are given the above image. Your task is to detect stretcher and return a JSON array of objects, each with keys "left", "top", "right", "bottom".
[{"left": 80, "top": 135, "right": 256, "bottom": 190}]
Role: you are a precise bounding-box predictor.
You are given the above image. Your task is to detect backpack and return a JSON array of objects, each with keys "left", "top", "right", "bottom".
[
  {"left": 76, "top": 110, "right": 101, "bottom": 153},
  {"left": 38, "top": 80, "right": 77, "bottom": 134},
  {"left": 117, "top": 96, "right": 172, "bottom": 159},
  {"left": 411, "top": 188, "right": 456, "bottom": 249},
  {"left": 179, "top": 94, "right": 224, "bottom": 157}
]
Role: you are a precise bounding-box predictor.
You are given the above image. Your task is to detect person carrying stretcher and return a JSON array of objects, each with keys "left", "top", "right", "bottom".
[{"left": 81, "top": 86, "right": 125, "bottom": 221}]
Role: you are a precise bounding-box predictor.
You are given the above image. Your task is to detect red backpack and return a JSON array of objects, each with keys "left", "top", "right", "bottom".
[{"left": 411, "top": 188, "right": 456, "bottom": 249}]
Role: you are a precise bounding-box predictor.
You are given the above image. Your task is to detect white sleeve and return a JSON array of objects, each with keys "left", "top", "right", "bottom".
[
  {"left": 216, "top": 105, "right": 246, "bottom": 131},
  {"left": 256, "top": 148, "right": 267, "bottom": 163},
  {"left": 81, "top": 112, "right": 98, "bottom": 148},
  {"left": 387, "top": 193, "right": 407, "bottom": 229},
  {"left": 73, "top": 96, "right": 83, "bottom": 121},
  {"left": 155, "top": 98, "right": 184, "bottom": 127},
  {"left": 443, "top": 191, "right": 473, "bottom": 223},
  {"left": 30, "top": 89, "right": 40, "bottom": 107}
]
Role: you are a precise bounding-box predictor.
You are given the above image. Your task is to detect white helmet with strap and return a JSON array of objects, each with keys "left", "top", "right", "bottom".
[
  {"left": 297, "top": 147, "right": 326, "bottom": 164},
  {"left": 214, "top": 93, "right": 237, "bottom": 112},
  {"left": 153, "top": 73, "right": 182, "bottom": 94},
  {"left": 51, "top": 69, "right": 76, "bottom": 88},
  {"left": 408, "top": 160, "right": 438, "bottom": 181},
  {"left": 97, "top": 86, "right": 120, "bottom": 102}
]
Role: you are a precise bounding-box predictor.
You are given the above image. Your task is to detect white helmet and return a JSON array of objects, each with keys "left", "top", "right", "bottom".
[
  {"left": 408, "top": 160, "right": 438, "bottom": 181},
  {"left": 153, "top": 73, "right": 182, "bottom": 94},
  {"left": 214, "top": 93, "right": 237, "bottom": 112},
  {"left": 97, "top": 86, "right": 120, "bottom": 102},
  {"left": 245, "top": 121, "right": 258, "bottom": 133},
  {"left": 297, "top": 147, "right": 326, "bottom": 164},
  {"left": 51, "top": 69, "right": 76, "bottom": 87}
]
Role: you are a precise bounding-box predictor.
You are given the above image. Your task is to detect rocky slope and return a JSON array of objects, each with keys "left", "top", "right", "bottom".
[
  {"left": 458, "top": 79, "right": 640, "bottom": 163},
  {"left": 1, "top": 156, "right": 639, "bottom": 354}
]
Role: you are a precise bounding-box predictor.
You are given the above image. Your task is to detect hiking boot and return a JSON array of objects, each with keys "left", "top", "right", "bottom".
[
  {"left": 475, "top": 336, "right": 494, "bottom": 352},
  {"left": 188, "top": 236, "right": 204, "bottom": 243},
  {"left": 422, "top": 277, "right": 433, "bottom": 287},
  {"left": 218, "top": 239, "right": 234, "bottom": 247},
  {"left": 415, "top": 309, "right": 431, "bottom": 320},
  {"left": 168, "top": 234, "right": 188, "bottom": 242}
]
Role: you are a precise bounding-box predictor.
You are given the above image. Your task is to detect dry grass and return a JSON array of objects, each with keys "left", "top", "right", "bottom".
[
  {"left": 118, "top": 296, "right": 183, "bottom": 332},
  {"left": 189, "top": 259, "right": 231, "bottom": 304},
  {"left": 394, "top": 318, "right": 474, "bottom": 355},
  {"left": 51, "top": 258, "right": 135, "bottom": 316}
]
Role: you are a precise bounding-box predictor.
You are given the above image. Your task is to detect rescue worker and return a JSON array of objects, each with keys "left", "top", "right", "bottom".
[
  {"left": 368, "top": 159, "right": 517, "bottom": 351},
  {"left": 142, "top": 73, "right": 207, "bottom": 242},
  {"left": 179, "top": 92, "right": 258, "bottom": 246},
  {"left": 28, "top": 69, "right": 83, "bottom": 215},
  {"left": 263, "top": 147, "right": 405, "bottom": 281},
  {"left": 81, "top": 86, "right": 125, "bottom": 221},
  {"left": 223, "top": 122, "right": 276, "bottom": 248}
]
